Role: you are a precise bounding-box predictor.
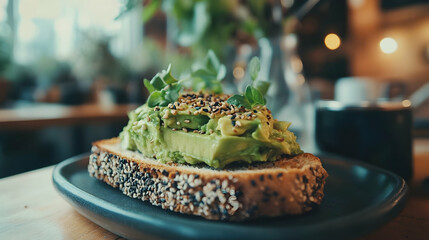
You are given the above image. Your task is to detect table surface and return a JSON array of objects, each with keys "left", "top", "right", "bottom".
[
  {"left": 1, "top": 140, "right": 428, "bottom": 240},
  {"left": 0, "top": 103, "right": 138, "bottom": 130}
]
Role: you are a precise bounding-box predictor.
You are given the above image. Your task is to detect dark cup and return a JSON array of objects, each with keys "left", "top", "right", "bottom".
[{"left": 315, "top": 101, "right": 413, "bottom": 181}]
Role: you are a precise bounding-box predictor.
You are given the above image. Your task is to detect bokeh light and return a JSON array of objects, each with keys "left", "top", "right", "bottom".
[
  {"left": 324, "top": 33, "right": 341, "bottom": 50},
  {"left": 379, "top": 37, "right": 398, "bottom": 54}
]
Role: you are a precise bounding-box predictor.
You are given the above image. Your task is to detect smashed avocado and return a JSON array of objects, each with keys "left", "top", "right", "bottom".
[{"left": 120, "top": 92, "right": 302, "bottom": 168}]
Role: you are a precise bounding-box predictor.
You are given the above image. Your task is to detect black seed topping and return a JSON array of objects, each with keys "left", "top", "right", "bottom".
[
  {"left": 260, "top": 175, "right": 264, "bottom": 182},
  {"left": 89, "top": 150, "right": 245, "bottom": 221},
  {"left": 250, "top": 180, "right": 256, "bottom": 186},
  {"left": 277, "top": 173, "right": 283, "bottom": 178},
  {"left": 303, "top": 175, "right": 308, "bottom": 183},
  {"left": 232, "top": 120, "right": 236, "bottom": 127}
]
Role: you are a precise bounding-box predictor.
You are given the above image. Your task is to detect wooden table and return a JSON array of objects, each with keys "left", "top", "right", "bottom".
[
  {"left": 0, "top": 103, "right": 138, "bottom": 130},
  {"left": 1, "top": 140, "right": 428, "bottom": 240}
]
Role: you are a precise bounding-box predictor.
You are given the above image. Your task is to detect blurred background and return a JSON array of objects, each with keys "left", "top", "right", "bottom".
[{"left": 0, "top": 0, "right": 428, "bottom": 178}]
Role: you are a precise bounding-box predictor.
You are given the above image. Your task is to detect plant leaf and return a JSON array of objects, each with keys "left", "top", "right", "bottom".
[
  {"left": 205, "top": 49, "right": 221, "bottom": 73},
  {"left": 191, "top": 68, "right": 214, "bottom": 82},
  {"left": 161, "top": 64, "right": 179, "bottom": 84},
  {"left": 147, "top": 91, "right": 164, "bottom": 107},
  {"left": 144, "top": 79, "right": 156, "bottom": 93},
  {"left": 244, "top": 85, "right": 255, "bottom": 105},
  {"left": 254, "top": 80, "right": 270, "bottom": 96},
  {"left": 165, "top": 83, "right": 182, "bottom": 102},
  {"left": 216, "top": 64, "right": 226, "bottom": 81},
  {"left": 150, "top": 74, "right": 166, "bottom": 90},
  {"left": 248, "top": 57, "right": 260, "bottom": 81},
  {"left": 227, "top": 95, "right": 251, "bottom": 109},
  {"left": 244, "top": 85, "right": 265, "bottom": 107},
  {"left": 251, "top": 86, "right": 265, "bottom": 105},
  {"left": 188, "top": 49, "right": 225, "bottom": 93}
]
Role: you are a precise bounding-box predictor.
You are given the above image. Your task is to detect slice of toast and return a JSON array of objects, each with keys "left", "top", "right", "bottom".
[{"left": 88, "top": 138, "right": 328, "bottom": 221}]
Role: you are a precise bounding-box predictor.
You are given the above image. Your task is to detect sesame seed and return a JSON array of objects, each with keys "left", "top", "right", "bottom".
[
  {"left": 163, "top": 112, "right": 169, "bottom": 119},
  {"left": 184, "top": 119, "right": 191, "bottom": 123}
]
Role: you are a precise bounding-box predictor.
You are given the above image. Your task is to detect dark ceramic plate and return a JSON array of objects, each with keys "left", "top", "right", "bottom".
[{"left": 53, "top": 154, "right": 408, "bottom": 240}]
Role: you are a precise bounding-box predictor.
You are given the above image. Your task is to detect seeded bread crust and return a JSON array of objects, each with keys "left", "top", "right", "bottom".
[{"left": 88, "top": 138, "right": 328, "bottom": 221}]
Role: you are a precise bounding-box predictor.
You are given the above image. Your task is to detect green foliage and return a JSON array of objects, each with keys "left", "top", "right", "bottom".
[
  {"left": 226, "top": 94, "right": 251, "bottom": 109},
  {"left": 116, "top": 0, "right": 292, "bottom": 60},
  {"left": 248, "top": 57, "right": 260, "bottom": 81},
  {"left": 253, "top": 80, "right": 270, "bottom": 96},
  {"left": 142, "top": 0, "right": 161, "bottom": 23},
  {"left": 144, "top": 64, "right": 182, "bottom": 107},
  {"left": 227, "top": 57, "right": 270, "bottom": 109},
  {"left": 245, "top": 85, "right": 265, "bottom": 106},
  {"left": 115, "top": 0, "right": 140, "bottom": 20},
  {"left": 189, "top": 50, "right": 225, "bottom": 94}
]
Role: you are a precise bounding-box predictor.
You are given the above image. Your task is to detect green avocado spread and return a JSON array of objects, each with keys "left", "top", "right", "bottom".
[{"left": 120, "top": 92, "right": 302, "bottom": 169}]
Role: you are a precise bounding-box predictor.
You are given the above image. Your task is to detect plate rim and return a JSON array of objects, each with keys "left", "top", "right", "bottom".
[{"left": 52, "top": 153, "right": 409, "bottom": 240}]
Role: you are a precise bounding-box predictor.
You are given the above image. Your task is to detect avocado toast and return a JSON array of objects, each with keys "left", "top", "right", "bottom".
[
  {"left": 120, "top": 92, "right": 302, "bottom": 168},
  {"left": 88, "top": 53, "right": 328, "bottom": 221}
]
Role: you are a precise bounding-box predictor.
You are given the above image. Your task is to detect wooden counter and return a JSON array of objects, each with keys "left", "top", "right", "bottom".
[
  {"left": 0, "top": 103, "right": 138, "bottom": 130},
  {"left": 1, "top": 139, "right": 428, "bottom": 240}
]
